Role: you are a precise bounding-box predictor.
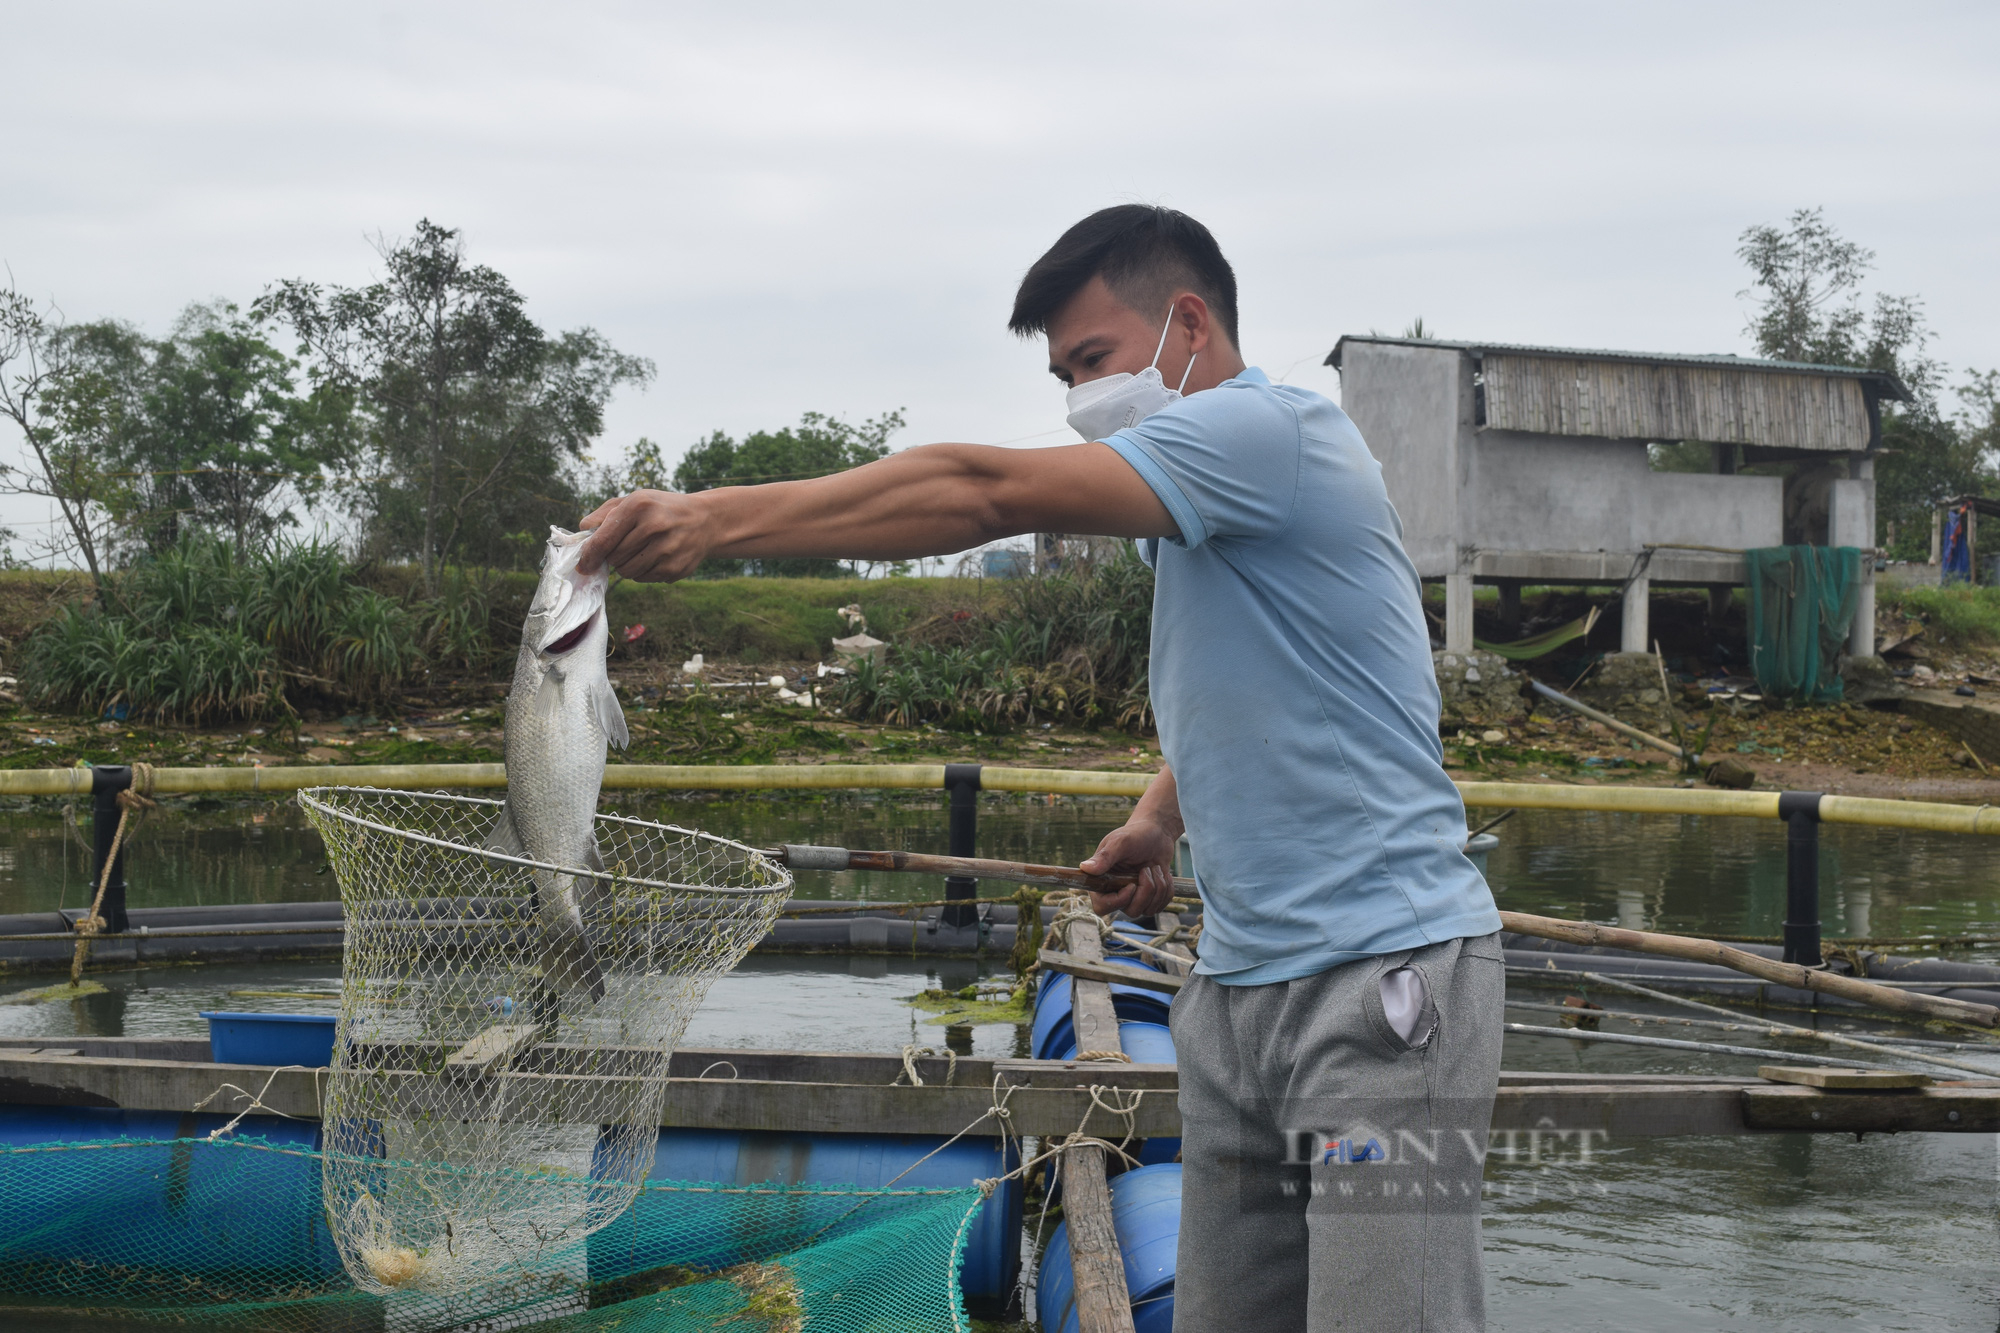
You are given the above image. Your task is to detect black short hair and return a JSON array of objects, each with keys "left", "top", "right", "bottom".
[{"left": 1009, "top": 205, "right": 1239, "bottom": 349}]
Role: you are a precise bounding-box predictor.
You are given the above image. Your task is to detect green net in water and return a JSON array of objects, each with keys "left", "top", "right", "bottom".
[{"left": 0, "top": 1137, "right": 987, "bottom": 1332}]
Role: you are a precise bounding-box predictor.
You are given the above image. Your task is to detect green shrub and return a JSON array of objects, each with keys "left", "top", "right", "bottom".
[
  {"left": 20, "top": 537, "right": 501, "bottom": 722},
  {"left": 829, "top": 546, "right": 1155, "bottom": 732},
  {"left": 1882, "top": 584, "right": 2000, "bottom": 647}
]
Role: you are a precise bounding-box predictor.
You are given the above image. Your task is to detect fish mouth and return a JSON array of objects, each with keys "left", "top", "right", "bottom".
[{"left": 542, "top": 612, "right": 598, "bottom": 657}]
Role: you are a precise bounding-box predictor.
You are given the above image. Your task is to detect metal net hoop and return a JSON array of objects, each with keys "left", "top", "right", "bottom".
[{"left": 296, "top": 787, "right": 790, "bottom": 1303}]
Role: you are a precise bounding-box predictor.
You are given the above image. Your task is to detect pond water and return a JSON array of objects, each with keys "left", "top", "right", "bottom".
[
  {"left": 0, "top": 791, "right": 1996, "bottom": 1330},
  {"left": 4, "top": 793, "right": 1999, "bottom": 953}
]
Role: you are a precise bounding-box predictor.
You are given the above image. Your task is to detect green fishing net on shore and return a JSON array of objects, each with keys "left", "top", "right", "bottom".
[
  {"left": 0, "top": 1137, "right": 986, "bottom": 1332},
  {"left": 1746, "top": 545, "right": 1861, "bottom": 702}
]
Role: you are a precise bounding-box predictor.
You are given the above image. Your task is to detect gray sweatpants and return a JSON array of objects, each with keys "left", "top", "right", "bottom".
[{"left": 1169, "top": 932, "right": 1504, "bottom": 1332}]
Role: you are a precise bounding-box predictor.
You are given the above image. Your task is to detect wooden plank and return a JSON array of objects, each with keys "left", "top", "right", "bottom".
[
  {"left": 0, "top": 1053, "right": 1184, "bottom": 1138},
  {"left": 1758, "top": 1065, "right": 1933, "bottom": 1090},
  {"left": 443, "top": 1024, "right": 543, "bottom": 1075},
  {"left": 10, "top": 1048, "right": 2000, "bottom": 1137},
  {"left": 1042, "top": 950, "right": 1184, "bottom": 995},
  {"left": 1481, "top": 353, "right": 1873, "bottom": 451},
  {"left": 0, "top": 1036, "right": 213, "bottom": 1062},
  {"left": 1743, "top": 1085, "right": 2000, "bottom": 1132},
  {"left": 661, "top": 1076, "right": 1182, "bottom": 1139},
  {"left": 1493, "top": 1083, "right": 1749, "bottom": 1136},
  {"left": 1063, "top": 1144, "right": 1136, "bottom": 1333},
  {"left": 1061, "top": 910, "right": 1126, "bottom": 1060}
]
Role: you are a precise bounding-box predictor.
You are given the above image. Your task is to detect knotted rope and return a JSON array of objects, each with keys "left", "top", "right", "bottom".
[{"left": 893, "top": 1043, "right": 959, "bottom": 1088}]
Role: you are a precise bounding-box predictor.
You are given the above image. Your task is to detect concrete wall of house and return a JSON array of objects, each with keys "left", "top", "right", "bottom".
[
  {"left": 1642, "top": 474, "right": 1785, "bottom": 551},
  {"left": 1465, "top": 432, "right": 1644, "bottom": 553},
  {"left": 1338, "top": 341, "right": 1463, "bottom": 575}
]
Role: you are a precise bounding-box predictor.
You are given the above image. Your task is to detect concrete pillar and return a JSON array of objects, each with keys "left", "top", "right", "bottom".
[
  {"left": 1844, "top": 885, "right": 1872, "bottom": 939},
  {"left": 1496, "top": 582, "right": 1522, "bottom": 636},
  {"left": 1851, "top": 569, "right": 1875, "bottom": 657},
  {"left": 1444, "top": 573, "right": 1475, "bottom": 655},
  {"left": 1620, "top": 575, "right": 1651, "bottom": 654},
  {"left": 1707, "top": 585, "right": 1734, "bottom": 625},
  {"left": 1830, "top": 475, "right": 1875, "bottom": 657}
]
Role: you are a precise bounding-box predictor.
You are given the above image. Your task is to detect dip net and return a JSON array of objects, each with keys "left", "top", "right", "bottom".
[
  {"left": 294, "top": 787, "right": 790, "bottom": 1317},
  {"left": 0, "top": 1135, "right": 987, "bottom": 1331}
]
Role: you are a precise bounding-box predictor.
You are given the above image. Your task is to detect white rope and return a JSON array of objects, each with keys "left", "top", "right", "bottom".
[
  {"left": 192, "top": 1064, "right": 323, "bottom": 1141},
  {"left": 893, "top": 1044, "right": 958, "bottom": 1088},
  {"left": 1106, "top": 930, "right": 1192, "bottom": 968}
]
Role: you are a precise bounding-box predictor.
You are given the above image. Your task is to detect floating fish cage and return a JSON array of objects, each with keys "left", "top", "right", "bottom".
[{"left": 10, "top": 764, "right": 2000, "bottom": 1326}]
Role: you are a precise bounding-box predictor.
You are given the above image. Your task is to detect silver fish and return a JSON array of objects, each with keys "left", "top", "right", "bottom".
[{"left": 488, "top": 526, "right": 629, "bottom": 1003}]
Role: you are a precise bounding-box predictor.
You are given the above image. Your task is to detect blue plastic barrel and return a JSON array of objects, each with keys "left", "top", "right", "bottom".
[
  {"left": 628, "top": 1127, "right": 1022, "bottom": 1302},
  {"left": 1045, "top": 1020, "right": 1179, "bottom": 1167},
  {"left": 1049, "top": 1019, "right": 1175, "bottom": 1067},
  {"left": 199, "top": 1012, "right": 338, "bottom": 1066},
  {"left": 1033, "top": 960, "right": 1172, "bottom": 1061},
  {"left": 1038, "top": 1162, "right": 1181, "bottom": 1333}
]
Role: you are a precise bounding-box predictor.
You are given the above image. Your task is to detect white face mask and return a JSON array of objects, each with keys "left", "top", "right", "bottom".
[{"left": 1064, "top": 307, "right": 1197, "bottom": 442}]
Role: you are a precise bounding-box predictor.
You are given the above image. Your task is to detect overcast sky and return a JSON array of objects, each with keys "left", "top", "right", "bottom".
[{"left": 4, "top": 1, "right": 1997, "bottom": 561}]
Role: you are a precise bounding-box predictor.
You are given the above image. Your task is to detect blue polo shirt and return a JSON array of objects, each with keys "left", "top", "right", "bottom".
[{"left": 1105, "top": 367, "right": 1499, "bottom": 985}]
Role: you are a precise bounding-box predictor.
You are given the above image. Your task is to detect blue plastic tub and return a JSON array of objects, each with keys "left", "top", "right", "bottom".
[
  {"left": 199, "top": 1011, "right": 338, "bottom": 1067},
  {"left": 1038, "top": 1162, "right": 1181, "bottom": 1333}
]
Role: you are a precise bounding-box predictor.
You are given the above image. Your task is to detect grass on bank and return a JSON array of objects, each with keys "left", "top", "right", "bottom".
[{"left": 1881, "top": 583, "right": 2000, "bottom": 649}]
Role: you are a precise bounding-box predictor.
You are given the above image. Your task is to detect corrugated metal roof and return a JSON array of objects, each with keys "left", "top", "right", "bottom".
[{"left": 1325, "top": 335, "right": 1912, "bottom": 402}]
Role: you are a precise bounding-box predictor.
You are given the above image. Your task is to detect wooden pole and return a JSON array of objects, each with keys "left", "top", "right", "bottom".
[
  {"left": 1060, "top": 899, "right": 1125, "bottom": 1064},
  {"left": 784, "top": 847, "right": 2000, "bottom": 1028},
  {"left": 1040, "top": 951, "right": 1182, "bottom": 996},
  {"left": 1528, "top": 680, "right": 1686, "bottom": 759},
  {"left": 1062, "top": 1142, "right": 1138, "bottom": 1333},
  {"left": 1499, "top": 911, "right": 2000, "bottom": 1027},
  {"left": 1045, "top": 896, "right": 1136, "bottom": 1332}
]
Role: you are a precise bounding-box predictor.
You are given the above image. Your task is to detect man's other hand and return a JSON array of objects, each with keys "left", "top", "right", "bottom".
[
  {"left": 579, "top": 490, "right": 713, "bottom": 581},
  {"left": 1080, "top": 816, "right": 1179, "bottom": 919}
]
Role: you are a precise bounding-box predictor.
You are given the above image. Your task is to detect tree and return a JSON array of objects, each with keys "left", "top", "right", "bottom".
[
  {"left": 120, "top": 303, "right": 355, "bottom": 555},
  {"left": 1737, "top": 209, "right": 1989, "bottom": 555},
  {"left": 0, "top": 285, "right": 137, "bottom": 591},
  {"left": 256, "top": 220, "right": 654, "bottom": 584},
  {"left": 671, "top": 409, "right": 904, "bottom": 576}
]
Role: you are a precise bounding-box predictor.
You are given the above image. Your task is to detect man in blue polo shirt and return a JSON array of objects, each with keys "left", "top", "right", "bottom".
[{"left": 580, "top": 205, "right": 1504, "bottom": 1331}]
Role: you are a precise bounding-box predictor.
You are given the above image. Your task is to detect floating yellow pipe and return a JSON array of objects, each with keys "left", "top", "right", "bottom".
[
  {"left": 1818, "top": 794, "right": 2000, "bottom": 836},
  {"left": 1455, "top": 781, "right": 1780, "bottom": 820},
  {"left": 0, "top": 763, "right": 1993, "bottom": 836}
]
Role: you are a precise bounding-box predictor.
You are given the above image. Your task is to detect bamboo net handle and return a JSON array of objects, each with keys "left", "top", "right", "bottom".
[{"left": 771, "top": 845, "right": 2000, "bottom": 1029}]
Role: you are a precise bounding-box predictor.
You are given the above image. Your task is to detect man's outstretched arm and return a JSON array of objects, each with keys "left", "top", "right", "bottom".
[{"left": 578, "top": 440, "right": 1174, "bottom": 581}]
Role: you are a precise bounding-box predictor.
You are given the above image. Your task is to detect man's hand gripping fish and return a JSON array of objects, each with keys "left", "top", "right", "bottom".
[{"left": 488, "top": 526, "right": 629, "bottom": 1003}]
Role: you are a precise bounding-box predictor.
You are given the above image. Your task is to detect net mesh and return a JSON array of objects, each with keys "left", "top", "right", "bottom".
[
  {"left": 295, "top": 788, "right": 790, "bottom": 1307},
  {"left": 1745, "top": 544, "right": 1861, "bottom": 702},
  {"left": 0, "top": 1136, "right": 984, "bottom": 1332}
]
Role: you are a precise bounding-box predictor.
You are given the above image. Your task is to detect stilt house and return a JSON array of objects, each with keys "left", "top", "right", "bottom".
[{"left": 1325, "top": 337, "right": 1912, "bottom": 658}]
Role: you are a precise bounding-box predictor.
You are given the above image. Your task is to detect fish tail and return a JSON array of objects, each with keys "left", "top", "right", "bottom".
[{"left": 541, "top": 916, "right": 607, "bottom": 1003}]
